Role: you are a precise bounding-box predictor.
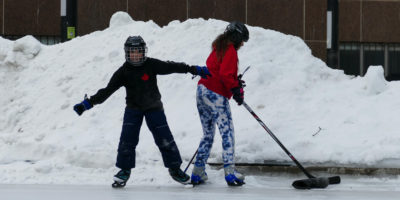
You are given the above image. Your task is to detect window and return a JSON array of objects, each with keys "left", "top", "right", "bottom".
[
  {"left": 339, "top": 43, "right": 360, "bottom": 76},
  {"left": 339, "top": 43, "right": 400, "bottom": 80},
  {"left": 363, "top": 43, "right": 384, "bottom": 76},
  {"left": 387, "top": 44, "right": 400, "bottom": 81}
]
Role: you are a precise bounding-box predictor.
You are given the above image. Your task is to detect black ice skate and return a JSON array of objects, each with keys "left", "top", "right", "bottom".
[
  {"left": 168, "top": 167, "right": 190, "bottom": 184},
  {"left": 112, "top": 169, "right": 131, "bottom": 188}
]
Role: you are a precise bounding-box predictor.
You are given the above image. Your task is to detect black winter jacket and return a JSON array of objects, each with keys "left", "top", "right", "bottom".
[{"left": 89, "top": 58, "right": 193, "bottom": 111}]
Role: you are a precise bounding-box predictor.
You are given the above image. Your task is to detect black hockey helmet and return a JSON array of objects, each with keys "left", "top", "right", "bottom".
[
  {"left": 225, "top": 21, "right": 249, "bottom": 47},
  {"left": 124, "top": 36, "right": 148, "bottom": 66}
]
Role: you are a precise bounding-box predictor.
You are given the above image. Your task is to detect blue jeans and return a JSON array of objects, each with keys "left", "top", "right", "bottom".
[
  {"left": 194, "top": 84, "right": 235, "bottom": 167},
  {"left": 116, "top": 108, "right": 182, "bottom": 169}
]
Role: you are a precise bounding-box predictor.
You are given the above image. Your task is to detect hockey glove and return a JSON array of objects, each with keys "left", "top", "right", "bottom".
[
  {"left": 231, "top": 87, "right": 244, "bottom": 106},
  {"left": 239, "top": 79, "right": 246, "bottom": 88},
  {"left": 73, "top": 95, "right": 93, "bottom": 116},
  {"left": 190, "top": 66, "right": 212, "bottom": 79}
]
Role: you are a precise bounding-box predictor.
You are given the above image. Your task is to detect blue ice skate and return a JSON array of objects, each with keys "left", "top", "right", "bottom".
[
  {"left": 191, "top": 165, "right": 208, "bottom": 185},
  {"left": 224, "top": 165, "right": 245, "bottom": 186}
]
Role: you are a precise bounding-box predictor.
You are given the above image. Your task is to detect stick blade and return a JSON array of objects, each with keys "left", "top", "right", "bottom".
[
  {"left": 292, "top": 177, "right": 329, "bottom": 189},
  {"left": 328, "top": 176, "right": 341, "bottom": 184}
]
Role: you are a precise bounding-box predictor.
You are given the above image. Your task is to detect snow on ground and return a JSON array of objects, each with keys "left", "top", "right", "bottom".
[{"left": 1, "top": 11, "right": 400, "bottom": 185}]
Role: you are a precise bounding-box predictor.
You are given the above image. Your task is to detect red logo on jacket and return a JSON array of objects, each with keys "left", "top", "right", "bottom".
[{"left": 141, "top": 73, "right": 149, "bottom": 81}]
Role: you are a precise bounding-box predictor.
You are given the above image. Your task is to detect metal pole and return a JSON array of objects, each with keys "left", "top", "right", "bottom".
[
  {"left": 61, "top": 0, "right": 77, "bottom": 42},
  {"left": 327, "top": 0, "right": 339, "bottom": 69},
  {"left": 61, "top": 0, "right": 67, "bottom": 42}
]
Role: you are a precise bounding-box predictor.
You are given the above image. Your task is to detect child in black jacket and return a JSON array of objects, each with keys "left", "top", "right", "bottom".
[{"left": 73, "top": 36, "right": 211, "bottom": 187}]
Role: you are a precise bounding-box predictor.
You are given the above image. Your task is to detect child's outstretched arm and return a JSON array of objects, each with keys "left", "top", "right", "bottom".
[{"left": 150, "top": 58, "right": 211, "bottom": 79}]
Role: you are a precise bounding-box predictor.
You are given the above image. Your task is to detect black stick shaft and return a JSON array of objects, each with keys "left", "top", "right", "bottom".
[
  {"left": 184, "top": 149, "right": 198, "bottom": 174},
  {"left": 242, "top": 101, "right": 315, "bottom": 179}
]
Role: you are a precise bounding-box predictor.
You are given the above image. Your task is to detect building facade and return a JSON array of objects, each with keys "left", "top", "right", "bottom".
[{"left": 1, "top": 0, "right": 399, "bottom": 80}]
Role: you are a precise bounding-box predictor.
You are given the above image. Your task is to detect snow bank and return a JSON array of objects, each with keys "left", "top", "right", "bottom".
[
  {"left": 1, "top": 36, "right": 42, "bottom": 69},
  {"left": 13, "top": 36, "right": 42, "bottom": 58},
  {"left": 363, "top": 66, "right": 387, "bottom": 95},
  {"left": 0, "top": 37, "right": 13, "bottom": 64},
  {"left": 109, "top": 11, "right": 134, "bottom": 28},
  {"left": 1, "top": 12, "right": 400, "bottom": 184}
]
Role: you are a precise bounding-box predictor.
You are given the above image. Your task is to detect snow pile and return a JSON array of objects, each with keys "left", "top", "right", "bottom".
[
  {"left": 1, "top": 12, "right": 400, "bottom": 184},
  {"left": 0, "top": 37, "right": 13, "bottom": 63},
  {"left": 109, "top": 11, "right": 134, "bottom": 28},
  {"left": 2, "top": 36, "right": 42, "bottom": 69},
  {"left": 13, "top": 36, "right": 42, "bottom": 58},
  {"left": 363, "top": 66, "right": 387, "bottom": 95}
]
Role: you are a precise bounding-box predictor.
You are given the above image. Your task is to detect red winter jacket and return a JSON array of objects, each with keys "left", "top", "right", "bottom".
[{"left": 198, "top": 44, "right": 240, "bottom": 99}]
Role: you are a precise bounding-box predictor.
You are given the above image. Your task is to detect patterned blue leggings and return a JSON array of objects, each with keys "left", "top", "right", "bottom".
[{"left": 194, "top": 84, "right": 235, "bottom": 167}]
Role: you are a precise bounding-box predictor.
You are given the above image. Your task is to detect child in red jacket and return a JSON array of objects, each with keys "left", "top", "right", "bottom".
[{"left": 191, "top": 22, "right": 249, "bottom": 186}]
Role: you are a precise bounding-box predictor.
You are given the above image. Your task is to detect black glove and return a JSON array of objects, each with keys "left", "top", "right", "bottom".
[
  {"left": 73, "top": 95, "right": 93, "bottom": 116},
  {"left": 231, "top": 87, "right": 244, "bottom": 105},
  {"left": 190, "top": 66, "right": 212, "bottom": 79}
]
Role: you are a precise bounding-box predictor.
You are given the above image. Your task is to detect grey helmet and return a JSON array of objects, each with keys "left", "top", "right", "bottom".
[
  {"left": 225, "top": 21, "right": 249, "bottom": 48},
  {"left": 124, "top": 36, "right": 148, "bottom": 66}
]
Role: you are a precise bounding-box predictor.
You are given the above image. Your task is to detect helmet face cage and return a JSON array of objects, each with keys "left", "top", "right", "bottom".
[
  {"left": 124, "top": 36, "right": 147, "bottom": 66},
  {"left": 124, "top": 46, "right": 148, "bottom": 66}
]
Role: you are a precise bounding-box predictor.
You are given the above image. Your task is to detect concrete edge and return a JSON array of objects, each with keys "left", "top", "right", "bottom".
[{"left": 207, "top": 163, "right": 400, "bottom": 176}]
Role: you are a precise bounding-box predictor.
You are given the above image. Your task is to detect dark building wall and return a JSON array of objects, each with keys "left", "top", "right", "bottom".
[
  {"left": 247, "top": 0, "right": 304, "bottom": 38},
  {"left": 305, "top": 0, "right": 326, "bottom": 41},
  {"left": 188, "top": 0, "right": 246, "bottom": 23},
  {"left": 0, "top": 0, "right": 331, "bottom": 61},
  {"left": 362, "top": 1, "right": 400, "bottom": 43},
  {"left": 37, "top": 0, "right": 60, "bottom": 35},
  {"left": 339, "top": 0, "right": 361, "bottom": 42},
  {"left": 6, "top": 0, "right": 400, "bottom": 63},
  {"left": 78, "top": 0, "right": 127, "bottom": 36},
  {"left": 0, "top": 0, "right": 328, "bottom": 61},
  {"left": 3, "top": 0, "right": 59, "bottom": 36},
  {"left": 307, "top": 42, "right": 327, "bottom": 62},
  {"left": 305, "top": 0, "right": 327, "bottom": 61},
  {"left": 4, "top": 0, "right": 37, "bottom": 35},
  {"left": 246, "top": 0, "right": 327, "bottom": 61},
  {"left": 128, "top": 0, "right": 187, "bottom": 27},
  {"left": 339, "top": 0, "right": 400, "bottom": 43},
  {"left": 0, "top": 0, "right": 3, "bottom": 35},
  {"left": 339, "top": 0, "right": 400, "bottom": 79}
]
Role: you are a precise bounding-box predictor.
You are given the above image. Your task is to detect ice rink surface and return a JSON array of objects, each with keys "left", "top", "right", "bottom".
[{"left": 2, "top": 175, "right": 400, "bottom": 200}]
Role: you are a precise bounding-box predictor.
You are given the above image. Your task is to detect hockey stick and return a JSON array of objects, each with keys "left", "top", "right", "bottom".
[
  {"left": 242, "top": 101, "right": 341, "bottom": 189},
  {"left": 183, "top": 149, "right": 198, "bottom": 174}
]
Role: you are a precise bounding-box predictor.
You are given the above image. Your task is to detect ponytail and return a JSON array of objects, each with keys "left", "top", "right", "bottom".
[{"left": 212, "top": 33, "right": 233, "bottom": 62}]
